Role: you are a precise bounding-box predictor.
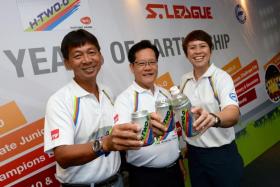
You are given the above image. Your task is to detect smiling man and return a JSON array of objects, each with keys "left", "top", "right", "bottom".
[
  {"left": 44, "top": 29, "right": 148, "bottom": 187},
  {"left": 114, "top": 40, "right": 185, "bottom": 187}
]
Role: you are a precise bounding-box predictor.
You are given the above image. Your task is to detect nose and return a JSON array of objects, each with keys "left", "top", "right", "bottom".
[
  {"left": 82, "top": 54, "right": 91, "bottom": 64},
  {"left": 143, "top": 62, "right": 153, "bottom": 70},
  {"left": 193, "top": 47, "right": 201, "bottom": 54}
]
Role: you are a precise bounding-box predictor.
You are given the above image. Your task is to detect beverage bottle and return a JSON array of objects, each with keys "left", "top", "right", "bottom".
[{"left": 169, "top": 86, "right": 200, "bottom": 139}]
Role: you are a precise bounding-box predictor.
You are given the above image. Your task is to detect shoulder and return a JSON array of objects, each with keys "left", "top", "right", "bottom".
[
  {"left": 180, "top": 72, "right": 192, "bottom": 85},
  {"left": 212, "top": 65, "right": 232, "bottom": 80},
  {"left": 115, "top": 84, "right": 134, "bottom": 103},
  {"left": 181, "top": 72, "right": 192, "bottom": 82},
  {"left": 47, "top": 83, "right": 73, "bottom": 107},
  {"left": 157, "top": 86, "right": 171, "bottom": 98},
  {"left": 99, "top": 83, "right": 114, "bottom": 100}
]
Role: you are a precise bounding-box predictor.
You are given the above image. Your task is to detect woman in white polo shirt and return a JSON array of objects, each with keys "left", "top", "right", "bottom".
[{"left": 180, "top": 30, "right": 244, "bottom": 187}]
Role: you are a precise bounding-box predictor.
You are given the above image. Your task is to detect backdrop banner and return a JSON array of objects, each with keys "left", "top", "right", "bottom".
[{"left": 0, "top": 0, "right": 279, "bottom": 186}]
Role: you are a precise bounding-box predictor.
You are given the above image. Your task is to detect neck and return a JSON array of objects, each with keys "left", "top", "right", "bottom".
[
  {"left": 74, "top": 77, "right": 99, "bottom": 99},
  {"left": 194, "top": 65, "right": 210, "bottom": 80},
  {"left": 135, "top": 81, "right": 155, "bottom": 94}
]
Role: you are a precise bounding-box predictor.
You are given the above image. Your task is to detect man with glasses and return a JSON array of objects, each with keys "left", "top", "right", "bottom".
[{"left": 114, "top": 40, "right": 185, "bottom": 187}]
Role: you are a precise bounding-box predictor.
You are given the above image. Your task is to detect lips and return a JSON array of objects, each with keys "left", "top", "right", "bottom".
[
  {"left": 142, "top": 72, "right": 154, "bottom": 77},
  {"left": 193, "top": 56, "right": 204, "bottom": 61},
  {"left": 82, "top": 65, "right": 96, "bottom": 73}
]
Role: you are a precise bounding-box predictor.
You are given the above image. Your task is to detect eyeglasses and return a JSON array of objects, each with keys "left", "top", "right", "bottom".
[{"left": 133, "top": 60, "right": 158, "bottom": 67}]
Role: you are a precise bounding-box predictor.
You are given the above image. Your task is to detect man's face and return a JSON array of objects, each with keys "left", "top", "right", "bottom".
[
  {"left": 130, "top": 48, "right": 158, "bottom": 89},
  {"left": 65, "top": 42, "right": 103, "bottom": 84},
  {"left": 186, "top": 40, "right": 211, "bottom": 69}
]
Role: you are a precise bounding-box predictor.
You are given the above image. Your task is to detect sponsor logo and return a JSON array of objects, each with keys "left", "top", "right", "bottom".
[
  {"left": 146, "top": 3, "right": 213, "bottom": 19},
  {"left": 24, "top": 0, "right": 81, "bottom": 31},
  {"left": 265, "top": 64, "right": 280, "bottom": 103},
  {"left": 80, "top": 16, "right": 91, "bottom": 25},
  {"left": 235, "top": 4, "right": 246, "bottom": 24},
  {"left": 51, "top": 129, "right": 59, "bottom": 140},
  {"left": 229, "top": 92, "right": 238, "bottom": 102}
]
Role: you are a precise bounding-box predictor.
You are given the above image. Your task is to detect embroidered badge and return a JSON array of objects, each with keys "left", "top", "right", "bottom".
[
  {"left": 51, "top": 129, "right": 59, "bottom": 140},
  {"left": 229, "top": 93, "right": 238, "bottom": 102},
  {"left": 114, "top": 114, "right": 119, "bottom": 124}
]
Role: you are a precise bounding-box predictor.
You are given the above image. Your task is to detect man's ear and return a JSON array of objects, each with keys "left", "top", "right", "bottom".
[
  {"left": 129, "top": 63, "right": 135, "bottom": 74},
  {"left": 64, "top": 59, "right": 72, "bottom": 70},
  {"left": 100, "top": 55, "right": 104, "bottom": 65}
]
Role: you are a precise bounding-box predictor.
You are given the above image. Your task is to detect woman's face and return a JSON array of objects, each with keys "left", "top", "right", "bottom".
[{"left": 186, "top": 40, "right": 211, "bottom": 70}]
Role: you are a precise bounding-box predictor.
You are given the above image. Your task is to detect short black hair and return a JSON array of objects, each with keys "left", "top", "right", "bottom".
[
  {"left": 61, "top": 29, "right": 100, "bottom": 60},
  {"left": 182, "top": 30, "right": 213, "bottom": 56},
  {"left": 128, "top": 40, "right": 159, "bottom": 63}
]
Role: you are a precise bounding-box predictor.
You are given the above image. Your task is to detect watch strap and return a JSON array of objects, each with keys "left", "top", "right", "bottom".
[
  {"left": 209, "top": 113, "right": 221, "bottom": 128},
  {"left": 93, "top": 139, "right": 110, "bottom": 157}
]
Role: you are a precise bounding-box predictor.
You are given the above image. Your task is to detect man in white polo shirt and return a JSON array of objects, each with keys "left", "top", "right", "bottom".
[
  {"left": 114, "top": 40, "right": 185, "bottom": 187},
  {"left": 44, "top": 30, "right": 164, "bottom": 187}
]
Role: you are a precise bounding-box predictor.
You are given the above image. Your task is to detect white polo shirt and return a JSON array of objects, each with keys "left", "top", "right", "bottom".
[
  {"left": 44, "top": 80, "right": 120, "bottom": 184},
  {"left": 114, "top": 82, "right": 180, "bottom": 168},
  {"left": 180, "top": 64, "right": 239, "bottom": 148}
]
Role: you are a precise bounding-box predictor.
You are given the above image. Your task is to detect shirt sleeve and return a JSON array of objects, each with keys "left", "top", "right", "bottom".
[
  {"left": 114, "top": 92, "right": 132, "bottom": 124},
  {"left": 44, "top": 95, "right": 75, "bottom": 153},
  {"left": 216, "top": 71, "right": 239, "bottom": 109}
]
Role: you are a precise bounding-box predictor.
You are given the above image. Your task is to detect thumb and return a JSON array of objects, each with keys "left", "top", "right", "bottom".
[{"left": 191, "top": 106, "right": 202, "bottom": 114}]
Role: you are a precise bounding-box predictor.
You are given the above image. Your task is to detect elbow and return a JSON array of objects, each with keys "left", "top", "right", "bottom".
[
  {"left": 55, "top": 155, "right": 70, "bottom": 169},
  {"left": 53, "top": 146, "right": 71, "bottom": 169}
]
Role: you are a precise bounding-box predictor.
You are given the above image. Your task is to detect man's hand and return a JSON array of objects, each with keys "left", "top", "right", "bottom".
[
  {"left": 149, "top": 112, "right": 167, "bottom": 136},
  {"left": 103, "top": 123, "right": 143, "bottom": 151},
  {"left": 191, "top": 106, "right": 216, "bottom": 131}
]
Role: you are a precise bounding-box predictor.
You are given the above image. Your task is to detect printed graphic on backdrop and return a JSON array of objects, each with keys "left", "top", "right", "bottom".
[
  {"left": 265, "top": 65, "right": 280, "bottom": 103},
  {"left": 223, "top": 58, "right": 261, "bottom": 107},
  {"left": 263, "top": 52, "right": 280, "bottom": 103},
  {"left": 17, "top": 0, "right": 93, "bottom": 31},
  {"left": 0, "top": 102, "right": 58, "bottom": 187}
]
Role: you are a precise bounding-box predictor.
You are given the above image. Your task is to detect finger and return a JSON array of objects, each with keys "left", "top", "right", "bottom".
[
  {"left": 114, "top": 123, "right": 141, "bottom": 133},
  {"left": 191, "top": 106, "right": 202, "bottom": 114},
  {"left": 150, "top": 112, "right": 162, "bottom": 122},
  {"left": 194, "top": 114, "right": 212, "bottom": 131},
  {"left": 111, "top": 128, "right": 140, "bottom": 140},
  {"left": 150, "top": 119, "right": 167, "bottom": 132},
  {"left": 112, "top": 138, "right": 143, "bottom": 149},
  {"left": 114, "top": 145, "right": 141, "bottom": 151},
  {"left": 193, "top": 112, "right": 206, "bottom": 127},
  {"left": 152, "top": 127, "right": 164, "bottom": 136}
]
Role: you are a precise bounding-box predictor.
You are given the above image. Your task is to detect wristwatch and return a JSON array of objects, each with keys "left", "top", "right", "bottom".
[
  {"left": 209, "top": 113, "right": 221, "bottom": 128},
  {"left": 92, "top": 139, "right": 105, "bottom": 157}
]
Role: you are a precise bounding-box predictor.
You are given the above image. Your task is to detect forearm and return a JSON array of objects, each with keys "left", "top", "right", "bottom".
[
  {"left": 217, "top": 105, "right": 240, "bottom": 128},
  {"left": 54, "top": 142, "right": 96, "bottom": 169}
]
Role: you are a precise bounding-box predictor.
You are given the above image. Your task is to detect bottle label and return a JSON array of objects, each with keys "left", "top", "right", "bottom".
[{"left": 180, "top": 108, "right": 199, "bottom": 137}]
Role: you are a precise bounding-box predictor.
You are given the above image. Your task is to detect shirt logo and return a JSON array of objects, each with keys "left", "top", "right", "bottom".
[
  {"left": 114, "top": 114, "right": 119, "bottom": 124},
  {"left": 51, "top": 129, "right": 59, "bottom": 140},
  {"left": 229, "top": 93, "right": 238, "bottom": 102}
]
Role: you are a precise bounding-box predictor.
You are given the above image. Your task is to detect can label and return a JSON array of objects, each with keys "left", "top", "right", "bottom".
[
  {"left": 131, "top": 111, "right": 154, "bottom": 146},
  {"left": 155, "top": 99, "right": 175, "bottom": 134}
]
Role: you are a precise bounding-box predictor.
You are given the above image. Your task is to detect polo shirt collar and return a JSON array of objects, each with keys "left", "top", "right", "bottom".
[
  {"left": 202, "top": 63, "right": 216, "bottom": 78},
  {"left": 132, "top": 81, "right": 159, "bottom": 95},
  {"left": 71, "top": 79, "right": 105, "bottom": 98},
  {"left": 184, "top": 63, "right": 216, "bottom": 80}
]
